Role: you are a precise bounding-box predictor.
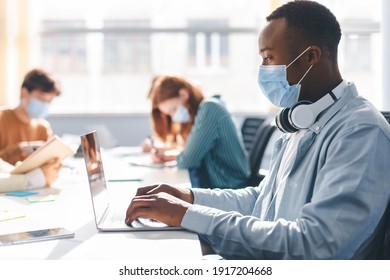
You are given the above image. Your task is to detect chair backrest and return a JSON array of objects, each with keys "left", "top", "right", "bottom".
[
  {"left": 377, "top": 111, "right": 390, "bottom": 259},
  {"left": 360, "top": 111, "right": 390, "bottom": 259},
  {"left": 247, "top": 119, "right": 278, "bottom": 186},
  {"left": 376, "top": 201, "right": 390, "bottom": 259},
  {"left": 381, "top": 111, "right": 390, "bottom": 124},
  {"left": 241, "top": 117, "right": 266, "bottom": 152}
]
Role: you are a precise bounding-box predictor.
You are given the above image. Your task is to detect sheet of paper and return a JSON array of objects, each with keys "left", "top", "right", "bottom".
[
  {"left": 26, "top": 195, "right": 57, "bottom": 203},
  {"left": 0, "top": 209, "right": 26, "bottom": 222}
]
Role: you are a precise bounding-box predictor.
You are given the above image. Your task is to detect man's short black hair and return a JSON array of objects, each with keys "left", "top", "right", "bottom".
[
  {"left": 21, "top": 68, "right": 61, "bottom": 95},
  {"left": 266, "top": 0, "right": 341, "bottom": 62}
]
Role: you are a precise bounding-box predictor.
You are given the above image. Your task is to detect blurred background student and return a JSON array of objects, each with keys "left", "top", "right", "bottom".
[
  {"left": 144, "top": 75, "right": 249, "bottom": 189},
  {"left": 0, "top": 68, "right": 61, "bottom": 165},
  {"left": 0, "top": 157, "right": 61, "bottom": 193}
]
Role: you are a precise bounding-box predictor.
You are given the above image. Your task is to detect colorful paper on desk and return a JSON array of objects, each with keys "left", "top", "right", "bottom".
[
  {"left": 5, "top": 191, "right": 39, "bottom": 197},
  {"left": 27, "top": 195, "right": 57, "bottom": 203},
  {"left": 0, "top": 209, "right": 26, "bottom": 222}
]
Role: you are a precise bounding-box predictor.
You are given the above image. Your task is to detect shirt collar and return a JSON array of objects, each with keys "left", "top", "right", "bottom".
[
  {"left": 332, "top": 80, "right": 348, "bottom": 100},
  {"left": 308, "top": 82, "right": 358, "bottom": 134}
]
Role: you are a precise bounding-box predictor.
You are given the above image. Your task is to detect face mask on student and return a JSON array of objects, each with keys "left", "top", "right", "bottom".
[
  {"left": 257, "top": 46, "right": 313, "bottom": 108},
  {"left": 172, "top": 104, "right": 190, "bottom": 123},
  {"left": 27, "top": 97, "right": 50, "bottom": 119}
]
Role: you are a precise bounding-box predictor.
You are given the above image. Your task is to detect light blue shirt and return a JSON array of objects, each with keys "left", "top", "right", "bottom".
[{"left": 181, "top": 82, "right": 390, "bottom": 259}]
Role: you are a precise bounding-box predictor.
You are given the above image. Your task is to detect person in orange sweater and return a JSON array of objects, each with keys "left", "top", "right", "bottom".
[{"left": 0, "top": 68, "right": 61, "bottom": 165}]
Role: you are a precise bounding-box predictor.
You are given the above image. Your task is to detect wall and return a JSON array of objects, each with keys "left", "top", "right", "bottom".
[
  {"left": 47, "top": 114, "right": 151, "bottom": 148},
  {"left": 47, "top": 113, "right": 267, "bottom": 148}
]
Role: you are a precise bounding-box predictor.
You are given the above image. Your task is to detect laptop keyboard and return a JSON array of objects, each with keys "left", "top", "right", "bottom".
[
  {"left": 106, "top": 211, "right": 126, "bottom": 224},
  {"left": 105, "top": 209, "right": 169, "bottom": 228}
]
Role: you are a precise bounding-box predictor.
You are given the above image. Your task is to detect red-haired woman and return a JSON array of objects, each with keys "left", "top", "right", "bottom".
[{"left": 146, "top": 75, "right": 249, "bottom": 189}]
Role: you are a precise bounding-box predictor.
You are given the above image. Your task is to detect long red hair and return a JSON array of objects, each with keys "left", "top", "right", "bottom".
[{"left": 149, "top": 75, "right": 204, "bottom": 144}]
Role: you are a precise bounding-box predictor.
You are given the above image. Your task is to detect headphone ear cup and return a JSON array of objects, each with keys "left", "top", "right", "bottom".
[
  {"left": 276, "top": 108, "right": 298, "bottom": 133},
  {"left": 275, "top": 111, "right": 285, "bottom": 133},
  {"left": 287, "top": 100, "right": 313, "bottom": 131}
]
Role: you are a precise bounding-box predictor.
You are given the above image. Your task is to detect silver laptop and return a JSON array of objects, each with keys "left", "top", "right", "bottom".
[{"left": 80, "top": 131, "right": 181, "bottom": 232}]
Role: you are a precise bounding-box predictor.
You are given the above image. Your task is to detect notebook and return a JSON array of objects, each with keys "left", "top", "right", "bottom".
[
  {"left": 11, "top": 135, "right": 76, "bottom": 174},
  {"left": 80, "top": 131, "right": 181, "bottom": 232}
]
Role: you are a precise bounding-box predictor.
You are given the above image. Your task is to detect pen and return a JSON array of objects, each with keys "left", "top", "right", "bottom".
[
  {"left": 108, "top": 179, "right": 142, "bottom": 182},
  {"left": 146, "top": 184, "right": 162, "bottom": 194},
  {"left": 149, "top": 135, "right": 156, "bottom": 150},
  {"left": 149, "top": 136, "right": 163, "bottom": 157}
]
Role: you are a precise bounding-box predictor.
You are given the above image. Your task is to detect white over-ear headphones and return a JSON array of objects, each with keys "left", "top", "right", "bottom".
[{"left": 275, "top": 92, "right": 338, "bottom": 133}]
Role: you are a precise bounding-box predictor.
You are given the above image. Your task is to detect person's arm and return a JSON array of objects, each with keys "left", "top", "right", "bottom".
[
  {"left": 176, "top": 102, "right": 221, "bottom": 168},
  {"left": 191, "top": 186, "right": 261, "bottom": 213},
  {"left": 25, "top": 168, "right": 46, "bottom": 189},
  {"left": 125, "top": 184, "right": 261, "bottom": 226},
  {"left": 0, "top": 173, "right": 29, "bottom": 193},
  {"left": 0, "top": 158, "right": 61, "bottom": 193},
  {"left": 0, "top": 157, "right": 30, "bottom": 192},
  {"left": 182, "top": 125, "right": 390, "bottom": 259}
]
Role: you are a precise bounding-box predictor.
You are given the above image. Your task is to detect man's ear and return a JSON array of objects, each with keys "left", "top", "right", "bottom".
[
  {"left": 178, "top": 88, "right": 190, "bottom": 102},
  {"left": 308, "top": 46, "right": 321, "bottom": 65},
  {"left": 20, "top": 87, "right": 29, "bottom": 100}
]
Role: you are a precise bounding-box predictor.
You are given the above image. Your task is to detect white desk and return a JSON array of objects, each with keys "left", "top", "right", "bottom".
[{"left": 0, "top": 148, "right": 201, "bottom": 260}]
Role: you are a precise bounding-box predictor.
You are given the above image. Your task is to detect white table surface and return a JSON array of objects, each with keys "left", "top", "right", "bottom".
[{"left": 0, "top": 148, "right": 201, "bottom": 260}]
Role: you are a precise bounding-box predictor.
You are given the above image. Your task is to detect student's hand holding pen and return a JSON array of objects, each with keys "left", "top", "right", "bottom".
[
  {"left": 125, "top": 183, "right": 194, "bottom": 227},
  {"left": 150, "top": 147, "right": 165, "bottom": 163},
  {"left": 150, "top": 147, "right": 179, "bottom": 163},
  {"left": 140, "top": 135, "right": 156, "bottom": 153},
  {"left": 147, "top": 136, "right": 165, "bottom": 163}
]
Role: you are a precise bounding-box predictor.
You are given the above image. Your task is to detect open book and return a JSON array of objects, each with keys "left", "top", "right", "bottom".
[{"left": 10, "top": 135, "right": 76, "bottom": 174}]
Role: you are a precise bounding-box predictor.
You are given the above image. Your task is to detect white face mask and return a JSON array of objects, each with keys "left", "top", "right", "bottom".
[
  {"left": 26, "top": 97, "right": 50, "bottom": 119},
  {"left": 257, "top": 46, "right": 313, "bottom": 108},
  {"left": 172, "top": 104, "right": 190, "bottom": 123}
]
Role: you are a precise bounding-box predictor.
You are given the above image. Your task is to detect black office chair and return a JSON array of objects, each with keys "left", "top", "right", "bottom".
[
  {"left": 375, "top": 201, "right": 390, "bottom": 259},
  {"left": 377, "top": 111, "right": 390, "bottom": 259},
  {"left": 246, "top": 119, "right": 277, "bottom": 186},
  {"left": 381, "top": 111, "right": 390, "bottom": 125},
  {"left": 241, "top": 117, "right": 266, "bottom": 152},
  {"left": 365, "top": 111, "right": 390, "bottom": 259}
]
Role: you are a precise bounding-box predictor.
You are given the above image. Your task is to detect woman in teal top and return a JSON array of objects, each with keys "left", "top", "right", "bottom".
[{"left": 147, "top": 75, "right": 250, "bottom": 189}]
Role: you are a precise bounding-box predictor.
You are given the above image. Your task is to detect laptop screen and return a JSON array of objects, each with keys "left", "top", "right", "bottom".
[{"left": 80, "top": 131, "right": 110, "bottom": 224}]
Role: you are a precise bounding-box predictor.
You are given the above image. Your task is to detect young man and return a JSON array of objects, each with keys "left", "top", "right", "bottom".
[
  {"left": 125, "top": 1, "right": 390, "bottom": 259},
  {"left": 0, "top": 68, "right": 61, "bottom": 165}
]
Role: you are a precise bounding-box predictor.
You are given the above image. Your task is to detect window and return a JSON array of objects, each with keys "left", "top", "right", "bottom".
[
  {"left": 344, "top": 33, "right": 371, "bottom": 71},
  {"left": 103, "top": 20, "right": 151, "bottom": 73},
  {"left": 188, "top": 20, "right": 229, "bottom": 69},
  {"left": 41, "top": 21, "right": 87, "bottom": 73},
  {"left": 8, "top": 0, "right": 382, "bottom": 114}
]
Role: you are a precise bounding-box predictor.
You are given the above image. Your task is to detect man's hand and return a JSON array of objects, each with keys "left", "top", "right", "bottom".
[
  {"left": 125, "top": 183, "right": 194, "bottom": 227},
  {"left": 135, "top": 183, "right": 194, "bottom": 203}
]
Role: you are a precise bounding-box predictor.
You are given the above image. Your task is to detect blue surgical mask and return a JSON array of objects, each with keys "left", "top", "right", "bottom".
[
  {"left": 258, "top": 46, "right": 313, "bottom": 108},
  {"left": 172, "top": 104, "right": 190, "bottom": 123},
  {"left": 26, "top": 97, "right": 50, "bottom": 119}
]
